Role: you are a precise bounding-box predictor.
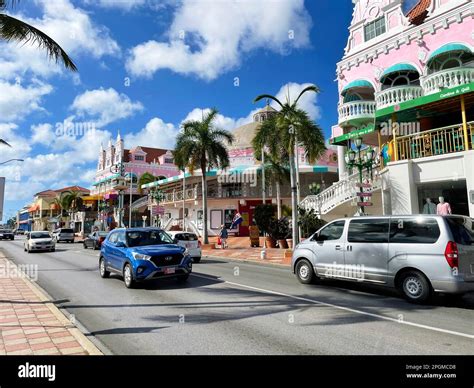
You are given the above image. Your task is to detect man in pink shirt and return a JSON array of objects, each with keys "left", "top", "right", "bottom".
[{"left": 436, "top": 197, "right": 452, "bottom": 215}]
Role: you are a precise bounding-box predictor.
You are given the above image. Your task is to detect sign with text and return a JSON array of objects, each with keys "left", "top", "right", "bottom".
[{"left": 357, "top": 202, "right": 373, "bottom": 207}]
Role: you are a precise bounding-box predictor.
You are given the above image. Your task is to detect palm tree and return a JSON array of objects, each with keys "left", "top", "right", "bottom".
[
  {"left": 0, "top": 1, "right": 77, "bottom": 71},
  {"left": 264, "top": 154, "right": 289, "bottom": 219},
  {"left": 137, "top": 172, "right": 164, "bottom": 195},
  {"left": 173, "top": 109, "right": 234, "bottom": 244},
  {"left": 254, "top": 85, "right": 326, "bottom": 244}
]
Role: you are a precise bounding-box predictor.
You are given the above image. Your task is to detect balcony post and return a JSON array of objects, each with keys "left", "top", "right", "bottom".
[
  {"left": 377, "top": 129, "right": 383, "bottom": 169},
  {"left": 461, "top": 95, "right": 469, "bottom": 150},
  {"left": 392, "top": 113, "right": 398, "bottom": 162}
]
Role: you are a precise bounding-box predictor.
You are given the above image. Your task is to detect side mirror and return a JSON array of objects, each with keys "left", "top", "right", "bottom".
[
  {"left": 116, "top": 241, "right": 126, "bottom": 248},
  {"left": 173, "top": 238, "right": 178, "bottom": 244},
  {"left": 313, "top": 233, "right": 324, "bottom": 242}
]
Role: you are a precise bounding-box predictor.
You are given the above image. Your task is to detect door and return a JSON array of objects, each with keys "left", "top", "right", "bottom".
[
  {"left": 344, "top": 218, "right": 389, "bottom": 284},
  {"left": 104, "top": 232, "right": 120, "bottom": 270},
  {"left": 310, "top": 220, "right": 346, "bottom": 278},
  {"left": 113, "top": 230, "right": 128, "bottom": 270}
]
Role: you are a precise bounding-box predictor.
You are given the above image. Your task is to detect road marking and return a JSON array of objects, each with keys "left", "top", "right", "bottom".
[{"left": 191, "top": 273, "right": 474, "bottom": 340}]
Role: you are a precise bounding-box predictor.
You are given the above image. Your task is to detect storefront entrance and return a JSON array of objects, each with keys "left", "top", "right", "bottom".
[{"left": 417, "top": 180, "right": 469, "bottom": 216}]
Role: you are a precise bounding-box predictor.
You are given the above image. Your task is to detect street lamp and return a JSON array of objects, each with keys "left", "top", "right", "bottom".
[
  {"left": 0, "top": 158, "right": 24, "bottom": 165},
  {"left": 345, "top": 137, "right": 376, "bottom": 215}
]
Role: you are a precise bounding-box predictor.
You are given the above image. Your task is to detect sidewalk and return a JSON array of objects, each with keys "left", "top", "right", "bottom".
[
  {"left": 202, "top": 236, "right": 292, "bottom": 266},
  {"left": 0, "top": 254, "right": 102, "bottom": 355}
]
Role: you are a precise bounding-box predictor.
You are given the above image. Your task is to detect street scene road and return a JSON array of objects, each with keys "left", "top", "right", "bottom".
[{"left": 1, "top": 238, "right": 473, "bottom": 355}]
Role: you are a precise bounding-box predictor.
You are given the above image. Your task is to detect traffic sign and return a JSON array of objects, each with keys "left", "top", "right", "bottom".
[
  {"left": 356, "top": 192, "right": 372, "bottom": 197},
  {"left": 357, "top": 202, "right": 373, "bottom": 207}
]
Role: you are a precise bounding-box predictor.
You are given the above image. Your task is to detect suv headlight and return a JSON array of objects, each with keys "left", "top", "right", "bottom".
[{"left": 131, "top": 252, "right": 152, "bottom": 260}]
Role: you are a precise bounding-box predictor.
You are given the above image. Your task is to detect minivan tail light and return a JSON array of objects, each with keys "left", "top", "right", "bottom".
[
  {"left": 444, "top": 241, "right": 459, "bottom": 268},
  {"left": 198, "top": 240, "right": 201, "bottom": 248}
]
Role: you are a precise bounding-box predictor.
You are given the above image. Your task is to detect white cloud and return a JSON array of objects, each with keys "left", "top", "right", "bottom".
[
  {"left": 0, "top": 0, "right": 120, "bottom": 80},
  {"left": 0, "top": 80, "right": 52, "bottom": 122},
  {"left": 83, "top": 0, "right": 147, "bottom": 10},
  {"left": 31, "top": 123, "right": 53, "bottom": 145},
  {"left": 273, "top": 82, "right": 321, "bottom": 121},
  {"left": 71, "top": 88, "right": 143, "bottom": 127},
  {"left": 126, "top": 0, "right": 312, "bottom": 80},
  {"left": 124, "top": 117, "right": 178, "bottom": 149}
]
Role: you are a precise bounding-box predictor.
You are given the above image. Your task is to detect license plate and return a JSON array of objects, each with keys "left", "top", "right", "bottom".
[{"left": 164, "top": 267, "right": 176, "bottom": 275}]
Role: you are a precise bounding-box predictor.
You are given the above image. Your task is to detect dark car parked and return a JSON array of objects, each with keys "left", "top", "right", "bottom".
[
  {"left": 83, "top": 231, "right": 108, "bottom": 250},
  {"left": 0, "top": 229, "right": 14, "bottom": 240}
]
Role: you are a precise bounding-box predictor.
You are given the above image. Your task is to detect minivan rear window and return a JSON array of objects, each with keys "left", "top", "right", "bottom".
[
  {"left": 175, "top": 233, "right": 198, "bottom": 241},
  {"left": 61, "top": 229, "right": 74, "bottom": 233},
  {"left": 348, "top": 219, "right": 389, "bottom": 243},
  {"left": 389, "top": 218, "right": 440, "bottom": 244},
  {"left": 446, "top": 217, "right": 474, "bottom": 246}
]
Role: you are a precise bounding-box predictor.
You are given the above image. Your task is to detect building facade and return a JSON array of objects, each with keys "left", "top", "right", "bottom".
[
  {"left": 142, "top": 105, "right": 339, "bottom": 236},
  {"left": 303, "top": 0, "right": 474, "bottom": 219}
]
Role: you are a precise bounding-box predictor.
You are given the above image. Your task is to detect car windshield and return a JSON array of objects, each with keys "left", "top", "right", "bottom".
[
  {"left": 175, "top": 233, "right": 198, "bottom": 241},
  {"left": 126, "top": 230, "right": 173, "bottom": 247},
  {"left": 98, "top": 232, "right": 108, "bottom": 237},
  {"left": 31, "top": 232, "right": 51, "bottom": 239},
  {"left": 1, "top": 230, "right": 12, "bottom": 233}
]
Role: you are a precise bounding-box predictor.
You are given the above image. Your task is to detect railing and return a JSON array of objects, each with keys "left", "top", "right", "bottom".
[
  {"left": 130, "top": 196, "right": 148, "bottom": 210},
  {"left": 338, "top": 100, "right": 376, "bottom": 124},
  {"left": 421, "top": 67, "right": 474, "bottom": 95},
  {"left": 300, "top": 171, "right": 382, "bottom": 215},
  {"left": 395, "top": 122, "right": 474, "bottom": 162},
  {"left": 375, "top": 86, "right": 423, "bottom": 110}
]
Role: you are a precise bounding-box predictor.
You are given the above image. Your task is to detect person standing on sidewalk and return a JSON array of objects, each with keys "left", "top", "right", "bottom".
[{"left": 219, "top": 224, "right": 228, "bottom": 249}]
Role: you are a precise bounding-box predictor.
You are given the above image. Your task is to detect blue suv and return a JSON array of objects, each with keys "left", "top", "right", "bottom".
[{"left": 99, "top": 228, "right": 193, "bottom": 288}]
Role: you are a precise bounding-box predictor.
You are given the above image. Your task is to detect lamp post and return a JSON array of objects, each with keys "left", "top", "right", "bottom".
[
  {"left": 0, "top": 158, "right": 24, "bottom": 165},
  {"left": 346, "top": 137, "right": 376, "bottom": 216}
]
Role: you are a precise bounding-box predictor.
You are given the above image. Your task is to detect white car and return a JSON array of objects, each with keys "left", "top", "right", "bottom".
[
  {"left": 24, "top": 231, "right": 56, "bottom": 253},
  {"left": 167, "top": 231, "right": 202, "bottom": 263}
]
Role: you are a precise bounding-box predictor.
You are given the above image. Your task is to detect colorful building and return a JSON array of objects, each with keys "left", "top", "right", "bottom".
[
  {"left": 302, "top": 0, "right": 474, "bottom": 219},
  {"left": 142, "top": 105, "right": 339, "bottom": 237},
  {"left": 90, "top": 133, "right": 180, "bottom": 227}
]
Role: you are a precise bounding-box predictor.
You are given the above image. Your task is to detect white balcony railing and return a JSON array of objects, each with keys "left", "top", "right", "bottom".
[
  {"left": 375, "top": 86, "right": 423, "bottom": 110},
  {"left": 338, "top": 101, "right": 376, "bottom": 125},
  {"left": 421, "top": 67, "right": 474, "bottom": 95}
]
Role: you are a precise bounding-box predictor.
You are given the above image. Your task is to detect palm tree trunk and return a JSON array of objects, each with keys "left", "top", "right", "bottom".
[
  {"left": 201, "top": 166, "right": 209, "bottom": 245},
  {"left": 276, "top": 181, "right": 281, "bottom": 219},
  {"left": 289, "top": 152, "right": 299, "bottom": 245}
]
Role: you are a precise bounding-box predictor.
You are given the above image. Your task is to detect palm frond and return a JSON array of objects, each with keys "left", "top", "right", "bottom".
[
  {"left": 253, "top": 94, "right": 284, "bottom": 109},
  {"left": 294, "top": 85, "right": 320, "bottom": 105},
  {"left": 0, "top": 14, "right": 77, "bottom": 71}
]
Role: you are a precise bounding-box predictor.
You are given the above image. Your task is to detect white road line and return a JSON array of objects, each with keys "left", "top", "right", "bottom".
[{"left": 191, "top": 273, "right": 474, "bottom": 340}]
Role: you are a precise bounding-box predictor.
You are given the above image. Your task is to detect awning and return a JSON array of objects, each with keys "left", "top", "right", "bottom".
[
  {"left": 380, "top": 63, "right": 418, "bottom": 80},
  {"left": 341, "top": 80, "right": 374, "bottom": 96},
  {"left": 427, "top": 43, "right": 472, "bottom": 64},
  {"left": 330, "top": 124, "right": 376, "bottom": 145},
  {"left": 28, "top": 204, "right": 39, "bottom": 212},
  {"left": 81, "top": 195, "right": 100, "bottom": 201},
  {"left": 93, "top": 174, "right": 119, "bottom": 186}
]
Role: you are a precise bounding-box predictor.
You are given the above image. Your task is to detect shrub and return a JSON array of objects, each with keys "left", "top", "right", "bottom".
[
  {"left": 254, "top": 204, "right": 276, "bottom": 235},
  {"left": 298, "top": 207, "right": 327, "bottom": 238}
]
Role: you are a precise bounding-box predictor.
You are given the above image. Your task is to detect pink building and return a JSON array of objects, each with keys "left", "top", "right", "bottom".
[{"left": 302, "top": 0, "right": 474, "bottom": 219}]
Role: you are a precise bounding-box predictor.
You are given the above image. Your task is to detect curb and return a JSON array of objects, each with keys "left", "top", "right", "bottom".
[
  {"left": 1, "top": 254, "right": 102, "bottom": 356},
  {"left": 202, "top": 254, "right": 291, "bottom": 269}
]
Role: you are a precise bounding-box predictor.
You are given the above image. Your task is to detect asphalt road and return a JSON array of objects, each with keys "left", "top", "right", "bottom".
[{"left": 1, "top": 237, "right": 474, "bottom": 355}]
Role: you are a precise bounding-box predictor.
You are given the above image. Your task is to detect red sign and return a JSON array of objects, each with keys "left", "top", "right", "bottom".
[
  {"left": 356, "top": 192, "right": 372, "bottom": 197},
  {"left": 357, "top": 202, "right": 373, "bottom": 207}
]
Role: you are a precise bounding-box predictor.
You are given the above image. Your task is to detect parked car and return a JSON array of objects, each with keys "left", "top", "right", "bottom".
[
  {"left": 99, "top": 228, "right": 193, "bottom": 288},
  {"left": 24, "top": 231, "right": 55, "bottom": 253},
  {"left": 166, "top": 231, "right": 202, "bottom": 263},
  {"left": 0, "top": 229, "right": 14, "bottom": 240},
  {"left": 52, "top": 228, "right": 75, "bottom": 243},
  {"left": 14, "top": 229, "right": 25, "bottom": 235},
  {"left": 83, "top": 231, "right": 108, "bottom": 250},
  {"left": 292, "top": 215, "right": 474, "bottom": 303}
]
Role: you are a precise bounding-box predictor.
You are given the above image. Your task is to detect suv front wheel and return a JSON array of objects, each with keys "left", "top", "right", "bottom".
[
  {"left": 123, "top": 263, "right": 136, "bottom": 289},
  {"left": 295, "top": 259, "right": 315, "bottom": 284}
]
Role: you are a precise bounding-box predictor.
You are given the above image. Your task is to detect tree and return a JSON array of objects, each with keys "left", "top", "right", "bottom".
[
  {"left": 0, "top": 1, "right": 77, "bottom": 71},
  {"left": 137, "top": 172, "right": 164, "bottom": 195},
  {"left": 62, "top": 191, "right": 83, "bottom": 212},
  {"left": 173, "top": 108, "right": 234, "bottom": 244},
  {"left": 253, "top": 85, "right": 326, "bottom": 244}
]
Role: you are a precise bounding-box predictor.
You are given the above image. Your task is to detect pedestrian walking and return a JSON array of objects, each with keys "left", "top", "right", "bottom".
[{"left": 219, "top": 224, "right": 228, "bottom": 249}]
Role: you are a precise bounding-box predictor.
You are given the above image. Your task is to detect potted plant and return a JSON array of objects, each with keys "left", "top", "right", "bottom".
[
  {"left": 266, "top": 218, "right": 279, "bottom": 248},
  {"left": 254, "top": 204, "right": 277, "bottom": 247},
  {"left": 297, "top": 207, "right": 327, "bottom": 239},
  {"left": 276, "top": 217, "right": 290, "bottom": 249}
]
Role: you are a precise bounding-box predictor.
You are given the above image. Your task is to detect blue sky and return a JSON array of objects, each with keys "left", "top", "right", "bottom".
[{"left": 0, "top": 0, "right": 355, "bottom": 221}]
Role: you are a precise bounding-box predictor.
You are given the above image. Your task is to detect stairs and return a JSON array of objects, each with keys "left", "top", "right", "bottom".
[{"left": 300, "top": 171, "right": 382, "bottom": 215}]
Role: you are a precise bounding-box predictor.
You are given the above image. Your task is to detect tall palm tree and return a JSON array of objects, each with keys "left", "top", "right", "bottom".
[
  {"left": 0, "top": 1, "right": 77, "bottom": 71},
  {"left": 254, "top": 86, "right": 326, "bottom": 244},
  {"left": 173, "top": 109, "right": 234, "bottom": 244}
]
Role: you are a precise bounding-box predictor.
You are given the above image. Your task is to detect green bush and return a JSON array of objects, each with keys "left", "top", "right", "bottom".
[
  {"left": 254, "top": 204, "right": 276, "bottom": 235},
  {"left": 268, "top": 217, "right": 291, "bottom": 240},
  {"left": 298, "top": 207, "right": 327, "bottom": 238}
]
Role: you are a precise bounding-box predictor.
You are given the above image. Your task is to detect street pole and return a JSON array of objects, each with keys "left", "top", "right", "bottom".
[
  {"left": 182, "top": 170, "right": 186, "bottom": 231},
  {"left": 262, "top": 148, "right": 266, "bottom": 204},
  {"left": 129, "top": 170, "right": 133, "bottom": 227},
  {"left": 289, "top": 125, "right": 299, "bottom": 246}
]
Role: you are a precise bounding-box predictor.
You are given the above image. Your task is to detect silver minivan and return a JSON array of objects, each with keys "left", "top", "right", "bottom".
[{"left": 292, "top": 215, "right": 474, "bottom": 303}]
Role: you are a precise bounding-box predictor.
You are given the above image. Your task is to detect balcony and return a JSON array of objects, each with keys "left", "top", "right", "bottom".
[
  {"left": 421, "top": 67, "right": 474, "bottom": 96},
  {"left": 338, "top": 101, "right": 376, "bottom": 127},
  {"left": 395, "top": 121, "right": 474, "bottom": 162},
  {"left": 375, "top": 86, "right": 423, "bottom": 110}
]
